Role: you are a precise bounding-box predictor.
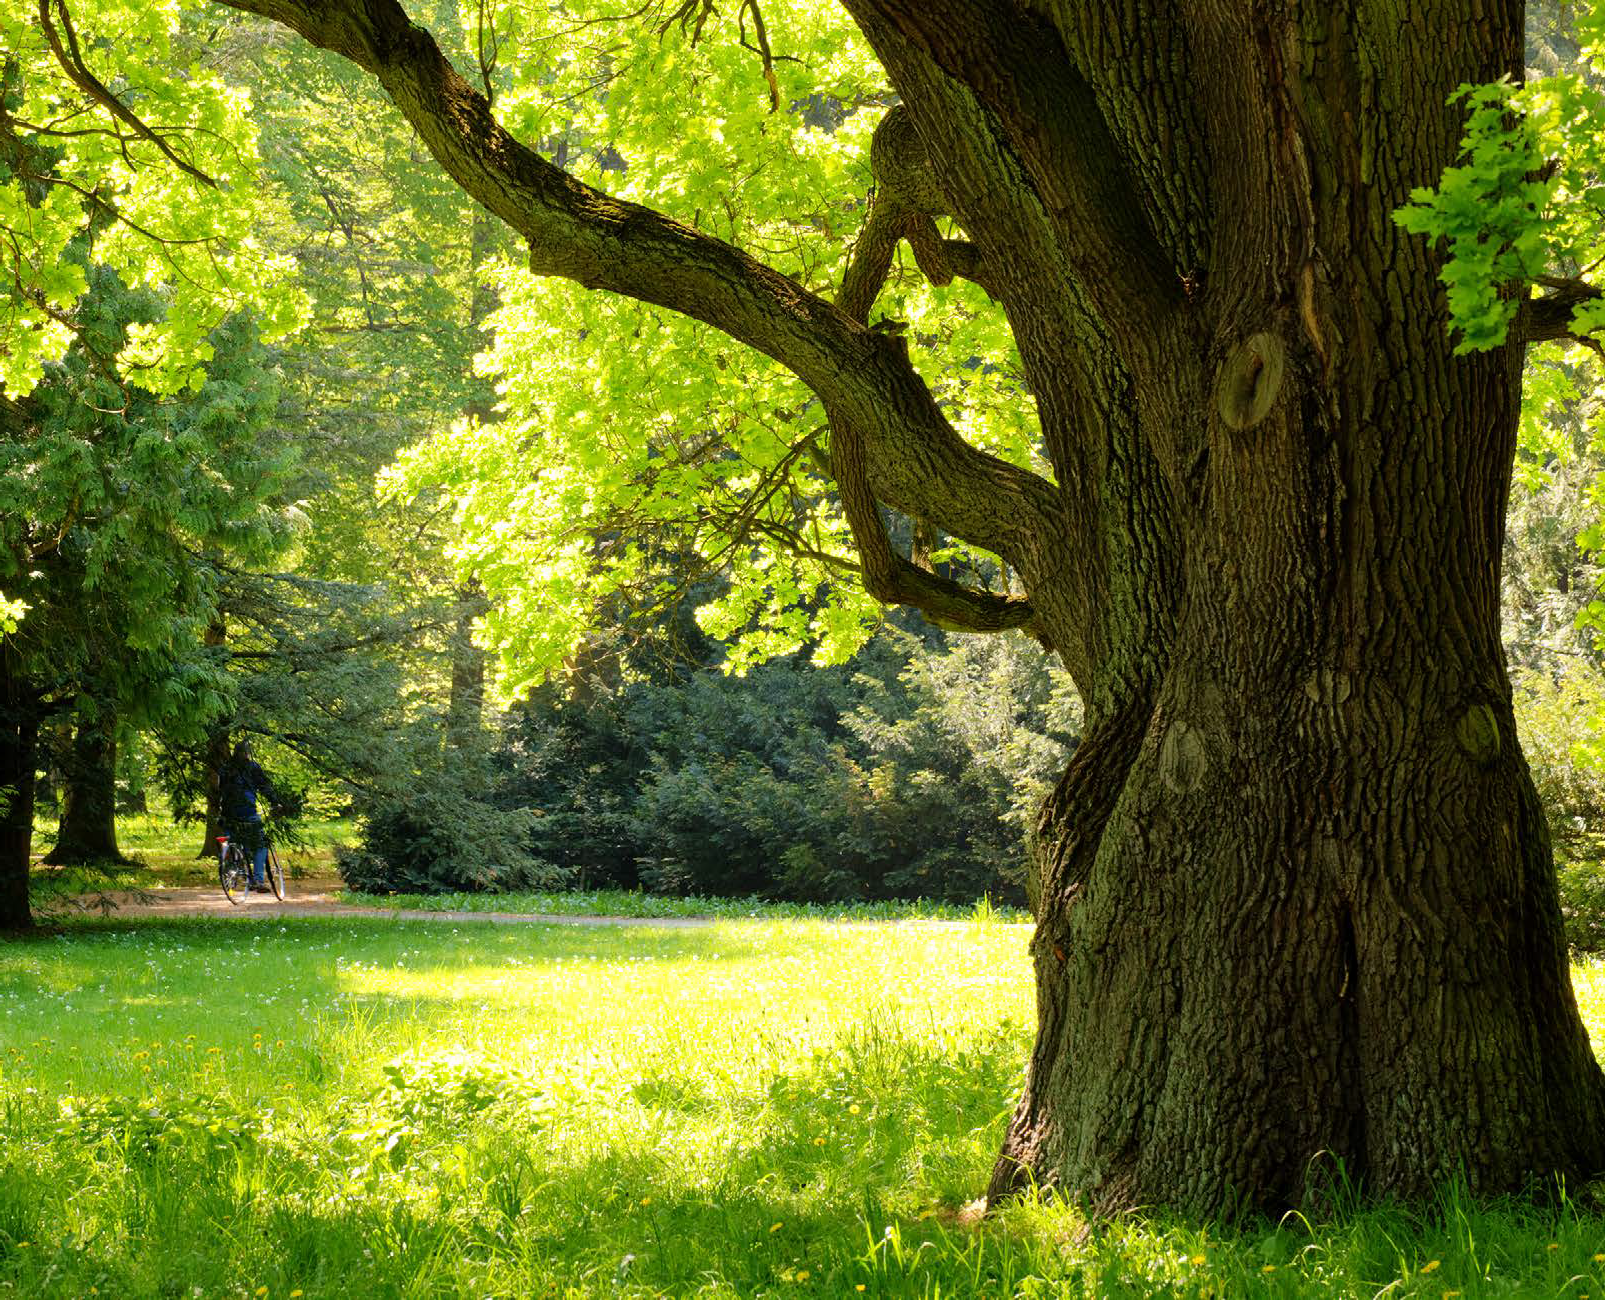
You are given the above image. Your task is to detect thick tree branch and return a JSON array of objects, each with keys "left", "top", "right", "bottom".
[
  {"left": 839, "top": 0, "right": 1185, "bottom": 343},
  {"left": 211, "top": 0, "right": 1058, "bottom": 564},
  {"left": 830, "top": 139, "right": 1037, "bottom": 639},
  {"left": 1522, "top": 278, "right": 1605, "bottom": 349}
]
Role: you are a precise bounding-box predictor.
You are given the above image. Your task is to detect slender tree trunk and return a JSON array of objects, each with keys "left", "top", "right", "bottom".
[
  {"left": 0, "top": 655, "right": 38, "bottom": 932},
  {"left": 445, "top": 581, "right": 489, "bottom": 749},
  {"left": 43, "top": 714, "right": 126, "bottom": 865},
  {"left": 443, "top": 209, "right": 500, "bottom": 752},
  {"left": 196, "top": 620, "right": 229, "bottom": 858},
  {"left": 195, "top": 726, "right": 230, "bottom": 858}
]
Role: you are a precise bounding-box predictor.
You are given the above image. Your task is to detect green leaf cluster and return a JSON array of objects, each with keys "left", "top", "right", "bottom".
[
  {"left": 0, "top": 2, "right": 305, "bottom": 397},
  {"left": 1, "top": 268, "right": 293, "bottom": 734},
  {"left": 1397, "top": 5, "right": 1605, "bottom": 351}
]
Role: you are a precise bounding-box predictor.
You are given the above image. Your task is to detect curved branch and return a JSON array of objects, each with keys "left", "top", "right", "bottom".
[
  {"left": 37, "top": 0, "right": 219, "bottom": 189},
  {"left": 831, "top": 412, "right": 1037, "bottom": 633},
  {"left": 212, "top": 0, "right": 1060, "bottom": 564},
  {"left": 830, "top": 131, "right": 1038, "bottom": 639}
]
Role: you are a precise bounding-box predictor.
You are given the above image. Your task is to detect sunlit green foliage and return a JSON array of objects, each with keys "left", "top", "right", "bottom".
[
  {"left": 1396, "top": 2, "right": 1605, "bottom": 351},
  {"left": 1, "top": 271, "right": 294, "bottom": 742},
  {"left": 0, "top": 2, "right": 302, "bottom": 395},
  {"left": 392, "top": 1, "right": 1037, "bottom": 688}
]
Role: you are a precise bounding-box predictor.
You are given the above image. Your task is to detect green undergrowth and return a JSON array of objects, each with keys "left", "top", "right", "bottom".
[
  {"left": 0, "top": 919, "right": 1604, "bottom": 1297},
  {"left": 340, "top": 886, "right": 1031, "bottom": 924}
]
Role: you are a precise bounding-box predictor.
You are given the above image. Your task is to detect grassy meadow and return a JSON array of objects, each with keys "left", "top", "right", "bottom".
[{"left": 3, "top": 902, "right": 1605, "bottom": 1297}]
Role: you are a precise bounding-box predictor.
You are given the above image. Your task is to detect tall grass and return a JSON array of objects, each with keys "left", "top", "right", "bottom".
[{"left": 0, "top": 919, "right": 1603, "bottom": 1297}]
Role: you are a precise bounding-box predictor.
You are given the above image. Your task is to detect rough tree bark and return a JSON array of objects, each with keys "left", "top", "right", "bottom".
[
  {"left": 43, "top": 712, "right": 127, "bottom": 865},
  {"left": 212, "top": 0, "right": 1605, "bottom": 1210}
]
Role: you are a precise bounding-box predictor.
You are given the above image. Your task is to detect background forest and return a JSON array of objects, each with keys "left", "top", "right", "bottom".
[{"left": 4, "top": 0, "right": 1605, "bottom": 929}]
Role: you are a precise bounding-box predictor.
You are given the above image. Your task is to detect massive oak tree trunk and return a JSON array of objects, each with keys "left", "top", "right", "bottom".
[
  {"left": 217, "top": 0, "right": 1605, "bottom": 1210},
  {"left": 43, "top": 714, "right": 126, "bottom": 865},
  {"left": 956, "top": 4, "right": 1605, "bottom": 1209}
]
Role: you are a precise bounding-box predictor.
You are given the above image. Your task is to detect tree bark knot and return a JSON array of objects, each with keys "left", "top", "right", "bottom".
[
  {"left": 1215, "top": 331, "right": 1286, "bottom": 431},
  {"left": 1159, "top": 719, "right": 1206, "bottom": 794},
  {"left": 1454, "top": 703, "right": 1500, "bottom": 766}
]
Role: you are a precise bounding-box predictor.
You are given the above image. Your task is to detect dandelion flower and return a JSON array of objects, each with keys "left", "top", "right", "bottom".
[
  {"left": 1191, "top": 1254, "right": 1206, "bottom": 1266},
  {"left": 770, "top": 1223, "right": 783, "bottom": 1233},
  {"left": 1421, "top": 1259, "right": 1440, "bottom": 1273},
  {"left": 796, "top": 1270, "right": 810, "bottom": 1281}
]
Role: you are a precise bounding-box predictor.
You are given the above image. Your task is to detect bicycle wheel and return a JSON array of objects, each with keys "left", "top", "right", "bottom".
[
  {"left": 219, "top": 843, "right": 249, "bottom": 905},
  {"left": 266, "top": 844, "right": 287, "bottom": 901}
]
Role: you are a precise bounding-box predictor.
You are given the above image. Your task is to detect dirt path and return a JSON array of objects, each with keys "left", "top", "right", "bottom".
[{"left": 50, "top": 878, "right": 720, "bottom": 928}]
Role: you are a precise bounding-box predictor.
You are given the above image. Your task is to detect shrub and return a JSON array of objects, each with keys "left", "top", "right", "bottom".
[
  {"left": 1513, "top": 664, "right": 1605, "bottom": 950},
  {"left": 496, "top": 627, "right": 1079, "bottom": 904},
  {"left": 336, "top": 774, "right": 562, "bottom": 895}
]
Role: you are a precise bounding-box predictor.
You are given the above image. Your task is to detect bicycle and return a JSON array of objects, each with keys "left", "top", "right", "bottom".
[{"left": 217, "top": 832, "right": 286, "bottom": 904}]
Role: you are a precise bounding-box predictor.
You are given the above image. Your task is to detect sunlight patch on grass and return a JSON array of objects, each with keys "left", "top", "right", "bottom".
[
  {"left": 1574, "top": 956, "right": 1605, "bottom": 1054},
  {"left": 1, "top": 918, "right": 1604, "bottom": 1297}
]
